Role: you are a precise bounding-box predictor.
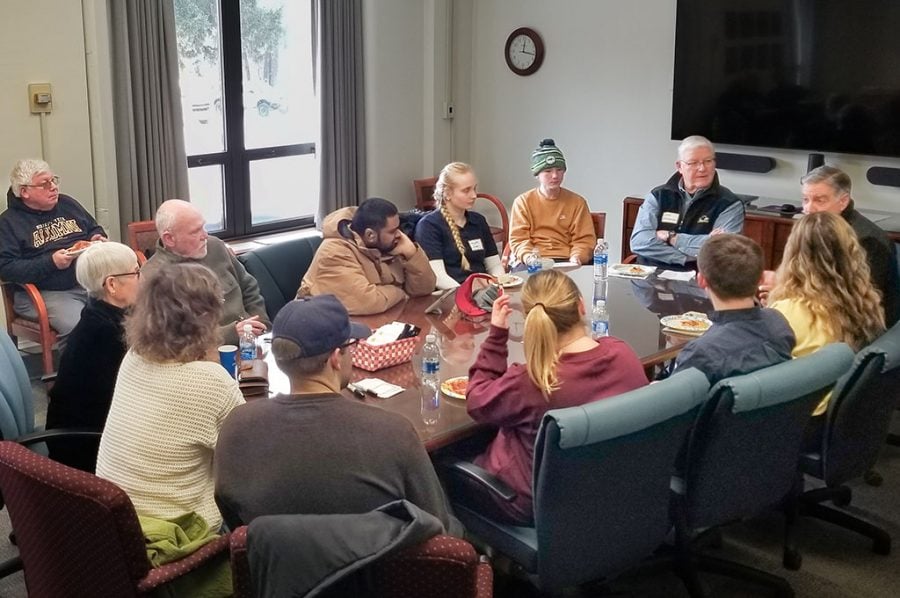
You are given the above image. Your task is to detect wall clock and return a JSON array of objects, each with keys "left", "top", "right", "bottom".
[{"left": 504, "top": 27, "right": 544, "bottom": 76}]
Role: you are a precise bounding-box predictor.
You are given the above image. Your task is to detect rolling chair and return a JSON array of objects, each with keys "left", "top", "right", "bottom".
[
  {"left": 236, "top": 236, "right": 323, "bottom": 320},
  {"left": 0, "top": 329, "right": 104, "bottom": 578},
  {"left": 0, "top": 441, "right": 230, "bottom": 598},
  {"left": 443, "top": 368, "right": 709, "bottom": 592},
  {"left": 672, "top": 343, "right": 854, "bottom": 597},
  {"left": 787, "top": 322, "right": 900, "bottom": 564},
  {"left": 1, "top": 282, "right": 58, "bottom": 376}
]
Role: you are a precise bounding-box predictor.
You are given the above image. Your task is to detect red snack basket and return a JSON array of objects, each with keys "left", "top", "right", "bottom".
[{"left": 352, "top": 335, "right": 419, "bottom": 372}]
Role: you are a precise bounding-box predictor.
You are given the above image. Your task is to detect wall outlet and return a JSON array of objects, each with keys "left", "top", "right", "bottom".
[
  {"left": 28, "top": 83, "right": 52, "bottom": 114},
  {"left": 442, "top": 102, "right": 454, "bottom": 120}
]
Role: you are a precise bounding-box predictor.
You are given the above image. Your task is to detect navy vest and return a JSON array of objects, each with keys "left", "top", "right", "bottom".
[{"left": 650, "top": 172, "right": 742, "bottom": 236}]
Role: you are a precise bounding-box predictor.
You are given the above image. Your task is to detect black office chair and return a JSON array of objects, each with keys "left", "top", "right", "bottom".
[
  {"left": 443, "top": 368, "right": 709, "bottom": 592},
  {"left": 788, "top": 322, "right": 900, "bottom": 564},
  {"left": 671, "top": 343, "right": 854, "bottom": 597},
  {"left": 237, "top": 235, "right": 322, "bottom": 320}
]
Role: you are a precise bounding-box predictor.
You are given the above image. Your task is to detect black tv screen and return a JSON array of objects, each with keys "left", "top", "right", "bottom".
[{"left": 672, "top": 0, "right": 900, "bottom": 158}]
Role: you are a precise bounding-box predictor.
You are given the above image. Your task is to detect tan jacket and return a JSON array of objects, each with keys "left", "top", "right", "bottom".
[{"left": 297, "top": 207, "right": 436, "bottom": 315}]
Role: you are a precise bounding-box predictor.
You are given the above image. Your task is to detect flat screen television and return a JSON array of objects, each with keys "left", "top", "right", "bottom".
[{"left": 672, "top": 0, "right": 900, "bottom": 158}]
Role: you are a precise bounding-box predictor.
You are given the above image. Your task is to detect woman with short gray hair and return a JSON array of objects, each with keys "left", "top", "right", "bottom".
[{"left": 46, "top": 241, "right": 142, "bottom": 472}]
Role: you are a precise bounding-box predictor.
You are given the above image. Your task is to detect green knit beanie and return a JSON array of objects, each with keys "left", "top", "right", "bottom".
[{"left": 530, "top": 138, "right": 567, "bottom": 175}]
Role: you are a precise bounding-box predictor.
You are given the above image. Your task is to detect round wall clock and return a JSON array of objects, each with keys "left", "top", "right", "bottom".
[{"left": 504, "top": 27, "right": 545, "bottom": 76}]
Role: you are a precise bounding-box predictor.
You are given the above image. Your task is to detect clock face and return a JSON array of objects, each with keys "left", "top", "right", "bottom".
[
  {"left": 508, "top": 34, "right": 537, "bottom": 70},
  {"left": 504, "top": 27, "right": 544, "bottom": 76}
]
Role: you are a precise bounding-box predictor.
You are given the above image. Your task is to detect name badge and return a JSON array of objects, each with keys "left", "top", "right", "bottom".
[
  {"left": 661, "top": 212, "right": 679, "bottom": 224},
  {"left": 658, "top": 293, "right": 674, "bottom": 301},
  {"left": 468, "top": 238, "right": 484, "bottom": 251}
]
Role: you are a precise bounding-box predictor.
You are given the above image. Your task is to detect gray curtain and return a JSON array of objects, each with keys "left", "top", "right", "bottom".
[
  {"left": 109, "top": 0, "right": 189, "bottom": 238},
  {"left": 315, "top": 0, "right": 366, "bottom": 227}
]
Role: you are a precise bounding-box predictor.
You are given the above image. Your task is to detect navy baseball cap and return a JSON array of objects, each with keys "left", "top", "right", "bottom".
[{"left": 272, "top": 295, "right": 370, "bottom": 357}]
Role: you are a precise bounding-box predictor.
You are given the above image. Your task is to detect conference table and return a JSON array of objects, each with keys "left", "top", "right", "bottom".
[{"left": 265, "top": 265, "right": 712, "bottom": 452}]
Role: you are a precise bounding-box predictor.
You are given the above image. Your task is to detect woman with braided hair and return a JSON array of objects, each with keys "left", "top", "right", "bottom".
[
  {"left": 456, "top": 270, "right": 647, "bottom": 524},
  {"left": 415, "top": 162, "right": 505, "bottom": 289}
]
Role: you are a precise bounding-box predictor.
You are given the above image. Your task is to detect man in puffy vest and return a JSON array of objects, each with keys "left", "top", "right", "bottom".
[{"left": 630, "top": 135, "right": 744, "bottom": 270}]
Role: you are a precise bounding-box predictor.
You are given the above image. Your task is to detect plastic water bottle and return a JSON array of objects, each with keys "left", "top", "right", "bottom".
[
  {"left": 593, "top": 238, "right": 609, "bottom": 281},
  {"left": 420, "top": 334, "right": 441, "bottom": 425},
  {"left": 591, "top": 300, "right": 609, "bottom": 339},
  {"left": 239, "top": 324, "right": 257, "bottom": 361},
  {"left": 525, "top": 248, "right": 543, "bottom": 274}
]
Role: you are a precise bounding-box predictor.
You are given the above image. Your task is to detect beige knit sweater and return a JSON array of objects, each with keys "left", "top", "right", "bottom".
[{"left": 96, "top": 351, "right": 245, "bottom": 530}]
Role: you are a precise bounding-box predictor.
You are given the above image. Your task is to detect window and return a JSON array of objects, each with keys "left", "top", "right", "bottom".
[{"left": 174, "top": 0, "right": 318, "bottom": 238}]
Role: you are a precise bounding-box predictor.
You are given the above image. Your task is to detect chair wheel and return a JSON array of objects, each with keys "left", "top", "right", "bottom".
[
  {"left": 832, "top": 487, "right": 852, "bottom": 507},
  {"left": 864, "top": 469, "right": 883, "bottom": 487},
  {"left": 783, "top": 548, "right": 802, "bottom": 570},
  {"left": 873, "top": 537, "right": 891, "bottom": 555}
]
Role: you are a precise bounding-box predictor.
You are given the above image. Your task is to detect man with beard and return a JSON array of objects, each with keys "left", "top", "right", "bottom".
[
  {"left": 298, "top": 197, "right": 436, "bottom": 315},
  {"left": 143, "top": 199, "right": 269, "bottom": 344}
]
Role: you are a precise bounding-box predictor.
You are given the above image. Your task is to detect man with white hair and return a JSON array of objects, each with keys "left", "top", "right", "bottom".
[
  {"left": 630, "top": 135, "right": 744, "bottom": 269},
  {"left": 142, "top": 199, "right": 270, "bottom": 344},
  {"left": 0, "top": 159, "right": 106, "bottom": 344}
]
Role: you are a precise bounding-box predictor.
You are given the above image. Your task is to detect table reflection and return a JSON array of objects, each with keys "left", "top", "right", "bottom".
[{"left": 265, "top": 266, "right": 712, "bottom": 450}]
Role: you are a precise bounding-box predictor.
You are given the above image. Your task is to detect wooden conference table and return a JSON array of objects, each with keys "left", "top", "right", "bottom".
[{"left": 266, "top": 265, "right": 712, "bottom": 452}]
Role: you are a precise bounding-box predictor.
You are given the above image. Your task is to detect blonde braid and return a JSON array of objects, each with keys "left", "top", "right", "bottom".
[{"left": 440, "top": 195, "right": 471, "bottom": 272}]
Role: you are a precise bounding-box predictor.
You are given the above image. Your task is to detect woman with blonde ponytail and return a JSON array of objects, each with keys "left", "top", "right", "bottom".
[
  {"left": 415, "top": 162, "right": 505, "bottom": 289},
  {"left": 463, "top": 270, "right": 647, "bottom": 524}
]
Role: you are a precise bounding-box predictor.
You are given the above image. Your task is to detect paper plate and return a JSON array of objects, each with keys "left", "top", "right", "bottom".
[{"left": 441, "top": 376, "right": 468, "bottom": 400}]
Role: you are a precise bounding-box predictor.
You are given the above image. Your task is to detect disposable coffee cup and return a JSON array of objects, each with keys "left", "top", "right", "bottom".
[{"left": 218, "top": 344, "right": 238, "bottom": 378}]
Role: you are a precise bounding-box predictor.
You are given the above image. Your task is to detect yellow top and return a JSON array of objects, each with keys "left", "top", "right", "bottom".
[{"left": 770, "top": 298, "right": 836, "bottom": 416}]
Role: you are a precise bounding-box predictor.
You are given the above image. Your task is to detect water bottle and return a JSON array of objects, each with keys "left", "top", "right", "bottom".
[
  {"left": 525, "top": 248, "right": 543, "bottom": 274},
  {"left": 593, "top": 238, "right": 609, "bottom": 281},
  {"left": 239, "top": 324, "right": 257, "bottom": 361},
  {"left": 591, "top": 300, "right": 609, "bottom": 339},
  {"left": 420, "top": 334, "right": 441, "bottom": 425}
]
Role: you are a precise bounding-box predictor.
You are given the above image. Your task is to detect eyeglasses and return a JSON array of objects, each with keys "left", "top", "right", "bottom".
[
  {"left": 107, "top": 267, "right": 141, "bottom": 280},
  {"left": 340, "top": 339, "right": 359, "bottom": 355},
  {"left": 680, "top": 159, "right": 716, "bottom": 170},
  {"left": 23, "top": 175, "right": 60, "bottom": 190}
]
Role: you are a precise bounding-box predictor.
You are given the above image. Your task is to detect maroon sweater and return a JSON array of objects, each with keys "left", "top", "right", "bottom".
[{"left": 467, "top": 325, "right": 648, "bottom": 522}]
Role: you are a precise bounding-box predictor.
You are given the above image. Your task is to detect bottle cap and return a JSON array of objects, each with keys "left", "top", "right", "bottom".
[
  {"left": 595, "top": 300, "right": 606, "bottom": 307},
  {"left": 425, "top": 333, "right": 436, "bottom": 343}
]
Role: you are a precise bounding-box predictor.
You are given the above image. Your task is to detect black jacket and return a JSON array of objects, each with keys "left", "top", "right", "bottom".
[
  {"left": 0, "top": 188, "right": 105, "bottom": 290},
  {"left": 46, "top": 298, "right": 127, "bottom": 471},
  {"left": 843, "top": 200, "right": 900, "bottom": 327}
]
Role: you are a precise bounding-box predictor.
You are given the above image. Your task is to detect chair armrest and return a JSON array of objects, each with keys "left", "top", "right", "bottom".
[
  {"left": 16, "top": 428, "right": 102, "bottom": 449},
  {"left": 442, "top": 459, "right": 517, "bottom": 502},
  {"left": 137, "top": 533, "right": 231, "bottom": 592}
]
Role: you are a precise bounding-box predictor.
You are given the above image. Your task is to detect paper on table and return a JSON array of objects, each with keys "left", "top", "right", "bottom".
[
  {"left": 658, "top": 270, "right": 696, "bottom": 281},
  {"left": 351, "top": 378, "right": 404, "bottom": 399}
]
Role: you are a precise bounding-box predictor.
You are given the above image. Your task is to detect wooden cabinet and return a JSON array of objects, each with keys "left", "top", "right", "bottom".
[{"left": 621, "top": 197, "right": 900, "bottom": 270}]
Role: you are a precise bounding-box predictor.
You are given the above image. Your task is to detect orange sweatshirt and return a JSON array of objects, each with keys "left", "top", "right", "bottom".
[{"left": 509, "top": 187, "right": 595, "bottom": 264}]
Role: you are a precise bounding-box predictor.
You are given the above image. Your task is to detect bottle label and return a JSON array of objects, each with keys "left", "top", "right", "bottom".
[
  {"left": 422, "top": 359, "right": 440, "bottom": 375},
  {"left": 592, "top": 320, "right": 609, "bottom": 337}
]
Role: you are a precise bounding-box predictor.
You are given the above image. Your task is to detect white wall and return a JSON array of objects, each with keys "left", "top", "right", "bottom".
[
  {"left": 362, "top": 0, "right": 900, "bottom": 258},
  {"left": 0, "top": 0, "right": 97, "bottom": 215}
]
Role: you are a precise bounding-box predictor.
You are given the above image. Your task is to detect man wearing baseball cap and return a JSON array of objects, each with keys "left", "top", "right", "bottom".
[
  {"left": 214, "top": 295, "right": 452, "bottom": 530},
  {"left": 508, "top": 138, "right": 596, "bottom": 265}
]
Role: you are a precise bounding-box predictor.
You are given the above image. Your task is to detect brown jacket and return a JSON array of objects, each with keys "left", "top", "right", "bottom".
[{"left": 296, "top": 207, "right": 436, "bottom": 315}]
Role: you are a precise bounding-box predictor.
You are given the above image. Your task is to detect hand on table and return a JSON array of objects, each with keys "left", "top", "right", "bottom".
[{"left": 490, "top": 293, "right": 512, "bottom": 329}]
